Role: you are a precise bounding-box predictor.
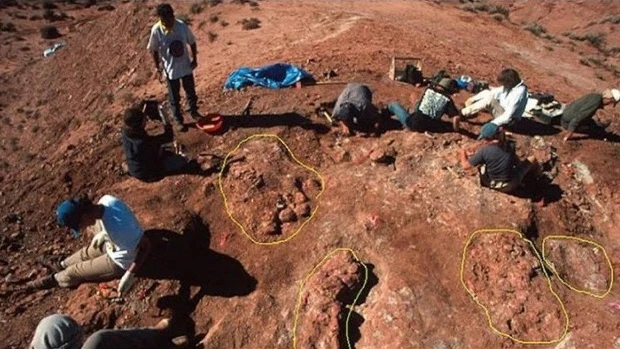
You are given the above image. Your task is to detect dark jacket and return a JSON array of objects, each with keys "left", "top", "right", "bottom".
[
  {"left": 561, "top": 93, "right": 603, "bottom": 132},
  {"left": 121, "top": 125, "right": 173, "bottom": 181}
]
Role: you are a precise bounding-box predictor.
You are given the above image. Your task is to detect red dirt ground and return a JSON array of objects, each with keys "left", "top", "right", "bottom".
[{"left": 1, "top": 1, "right": 619, "bottom": 348}]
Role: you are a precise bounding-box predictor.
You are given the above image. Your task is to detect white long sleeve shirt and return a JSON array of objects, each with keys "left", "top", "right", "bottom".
[{"left": 490, "top": 81, "right": 528, "bottom": 126}]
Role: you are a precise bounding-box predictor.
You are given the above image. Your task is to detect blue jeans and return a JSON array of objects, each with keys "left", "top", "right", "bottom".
[
  {"left": 388, "top": 102, "right": 410, "bottom": 128},
  {"left": 167, "top": 73, "right": 198, "bottom": 123}
]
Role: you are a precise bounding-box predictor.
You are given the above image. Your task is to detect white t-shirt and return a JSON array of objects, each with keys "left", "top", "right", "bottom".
[
  {"left": 147, "top": 19, "right": 196, "bottom": 80},
  {"left": 96, "top": 195, "right": 144, "bottom": 270},
  {"left": 490, "top": 81, "right": 528, "bottom": 126}
]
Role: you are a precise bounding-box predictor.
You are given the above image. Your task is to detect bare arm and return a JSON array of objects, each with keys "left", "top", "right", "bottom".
[
  {"left": 151, "top": 51, "right": 160, "bottom": 72},
  {"left": 459, "top": 149, "right": 473, "bottom": 170}
]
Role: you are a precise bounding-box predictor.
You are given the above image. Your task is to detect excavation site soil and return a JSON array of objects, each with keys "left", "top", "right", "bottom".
[{"left": 0, "top": 0, "right": 619, "bottom": 348}]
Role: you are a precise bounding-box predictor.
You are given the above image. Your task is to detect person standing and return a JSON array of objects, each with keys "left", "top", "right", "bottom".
[{"left": 147, "top": 3, "right": 200, "bottom": 132}]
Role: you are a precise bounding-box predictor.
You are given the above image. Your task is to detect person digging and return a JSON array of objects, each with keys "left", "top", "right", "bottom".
[
  {"left": 561, "top": 88, "right": 619, "bottom": 143},
  {"left": 122, "top": 106, "right": 199, "bottom": 182},
  {"left": 30, "top": 314, "right": 188, "bottom": 349},
  {"left": 458, "top": 122, "right": 539, "bottom": 194},
  {"left": 387, "top": 77, "right": 463, "bottom": 132},
  {"left": 148, "top": 3, "right": 201, "bottom": 132},
  {"left": 331, "top": 83, "right": 381, "bottom": 136},
  {"left": 27, "top": 195, "right": 150, "bottom": 297}
]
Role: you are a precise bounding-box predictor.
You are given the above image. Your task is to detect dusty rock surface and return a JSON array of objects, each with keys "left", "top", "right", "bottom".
[{"left": 0, "top": 0, "right": 619, "bottom": 348}]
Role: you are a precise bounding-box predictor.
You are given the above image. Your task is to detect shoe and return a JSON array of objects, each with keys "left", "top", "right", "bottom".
[
  {"left": 36, "top": 256, "right": 64, "bottom": 273},
  {"left": 26, "top": 275, "right": 58, "bottom": 290},
  {"left": 189, "top": 110, "right": 202, "bottom": 121}
]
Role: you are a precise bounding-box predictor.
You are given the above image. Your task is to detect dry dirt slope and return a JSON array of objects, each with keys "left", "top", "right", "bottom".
[{"left": 0, "top": 1, "right": 619, "bottom": 348}]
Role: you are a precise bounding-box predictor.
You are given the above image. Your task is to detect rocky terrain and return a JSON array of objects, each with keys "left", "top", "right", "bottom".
[{"left": 0, "top": 0, "right": 619, "bottom": 348}]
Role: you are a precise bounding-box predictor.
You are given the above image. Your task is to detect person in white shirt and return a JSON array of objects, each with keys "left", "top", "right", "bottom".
[
  {"left": 462, "top": 68, "right": 528, "bottom": 128},
  {"left": 27, "top": 195, "right": 150, "bottom": 297},
  {"left": 147, "top": 3, "right": 200, "bottom": 132}
]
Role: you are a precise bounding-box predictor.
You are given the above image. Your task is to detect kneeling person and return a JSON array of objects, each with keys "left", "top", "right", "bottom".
[
  {"left": 459, "top": 123, "right": 537, "bottom": 193},
  {"left": 122, "top": 107, "right": 192, "bottom": 182},
  {"left": 388, "top": 78, "right": 462, "bottom": 132},
  {"left": 332, "top": 83, "right": 379, "bottom": 135},
  {"left": 28, "top": 195, "right": 150, "bottom": 296}
]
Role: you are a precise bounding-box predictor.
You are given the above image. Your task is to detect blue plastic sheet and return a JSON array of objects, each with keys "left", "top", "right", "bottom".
[{"left": 224, "top": 63, "right": 311, "bottom": 90}]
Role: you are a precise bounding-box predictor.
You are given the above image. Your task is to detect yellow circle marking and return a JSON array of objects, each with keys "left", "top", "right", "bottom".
[
  {"left": 218, "top": 134, "right": 325, "bottom": 246},
  {"left": 460, "top": 229, "right": 569, "bottom": 345},
  {"left": 542, "top": 235, "right": 614, "bottom": 299},
  {"left": 292, "top": 248, "right": 369, "bottom": 349}
]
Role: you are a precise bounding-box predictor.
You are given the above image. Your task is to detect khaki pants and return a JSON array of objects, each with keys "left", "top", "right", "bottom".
[
  {"left": 463, "top": 92, "right": 504, "bottom": 118},
  {"left": 54, "top": 244, "right": 124, "bottom": 288}
]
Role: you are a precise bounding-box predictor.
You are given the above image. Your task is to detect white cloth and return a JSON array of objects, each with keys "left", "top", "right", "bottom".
[
  {"left": 147, "top": 19, "right": 196, "bottom": 80},
  {"left": 489, "top": 81, "right": 528, "bottom": 126},
  {"left": 96, "top": 195, "right": 144, "bottom": 270}
]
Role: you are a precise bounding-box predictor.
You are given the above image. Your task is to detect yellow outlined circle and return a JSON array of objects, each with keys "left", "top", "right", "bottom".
[
  {"left": 460, "top": 229, "right": 569, "bottom": 345},
  {"left": 292, "top": 248, "right": 369, "bottom": 349},
  {"left": 218, "top": 134, "right": 325, "bottom": 246},
  {"left": 542, "top": 235, "right": 614, "bottom": 299}
]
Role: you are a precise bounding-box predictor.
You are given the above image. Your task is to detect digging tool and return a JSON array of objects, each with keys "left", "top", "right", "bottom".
[{"left": 241, "top": 97, "right": 255, "bottom": 116}]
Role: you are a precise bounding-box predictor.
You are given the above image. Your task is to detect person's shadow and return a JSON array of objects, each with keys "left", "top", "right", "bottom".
[
  {"left": 224, "top": 112, "right": 330, "bottom": 134},
  {"left": 137, "top": 216, "right": 257, "bottom": 345},
  {"left": 138, "top": 217, "right": 257, "bottom": 297}
]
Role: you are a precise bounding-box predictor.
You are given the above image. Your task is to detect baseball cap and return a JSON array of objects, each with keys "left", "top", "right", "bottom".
[
  {"left": 478, "top": 122, "right": 499, "bottom": 140},
  {"left": 437, "top": 78, "right": 457, "bottom": 93},
  {"left": 56, "top": 199, "right": 83, "bottom": 238}
]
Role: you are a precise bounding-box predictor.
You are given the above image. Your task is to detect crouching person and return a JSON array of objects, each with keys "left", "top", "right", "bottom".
[
  {"left": 332, "top": 83, "right": 380, "bottom": 136},
  {"left": 458, "top": 123, "right": 538, "bottom": 194},
  {"left": 561, "top": 88, "right": 619, "bottom": 142},
  {"left": 27, "top": 195, "right": 149, "bottom": 297},
  {"left": 30, "top": 314, "right": 185, "bottom": 349},
  {"left": 388, "top": 78, "right": 462, "bottom": 132},
  {"left": 122, "top": 107, "right": 195, "bottom": 182}
]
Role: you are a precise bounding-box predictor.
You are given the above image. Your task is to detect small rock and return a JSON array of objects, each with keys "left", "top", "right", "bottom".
[
  {"left": 293, "top": 191, "right": 308, "bottom": 204},
  {"left": 294, "top": 203, "right": 311, "bottom": 218},
  {"left": 278, "top": 208, "right": 297, "bottom": 223},
  {"left": 258, "top": 222, "right": 278, "bottom": 236}
]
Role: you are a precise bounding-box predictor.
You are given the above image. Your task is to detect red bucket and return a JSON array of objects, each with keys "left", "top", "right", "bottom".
[{"left": 196, "top": 113, "right": 224, "bottom": 134}]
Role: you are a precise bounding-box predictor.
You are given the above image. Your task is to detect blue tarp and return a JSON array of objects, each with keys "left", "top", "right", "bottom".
[{"left": 224, "top": 63, "right": 311, "bottom": 90}]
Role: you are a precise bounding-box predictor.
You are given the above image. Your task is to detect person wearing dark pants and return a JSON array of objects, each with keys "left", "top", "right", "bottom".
[
  {"left": 561, "top": 88, "right": 618, "bottom": 142},
  {"left": 147, "top": 3, "right": 201, "bottom": 132}
]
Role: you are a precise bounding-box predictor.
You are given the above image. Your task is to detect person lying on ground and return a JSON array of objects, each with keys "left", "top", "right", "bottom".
[
  {"left": 458, "top": 122, "right": 539, "bottom": 194},
  {"left": 462, "top": 68, "right": 528, "bottom": 129},
  {"left": 148, "top": 3, "right": 200, "bottom": 132},
  {"left": 331, "top": 83, "right": 381, "bottom": 136},
  {"left": 27, "top": 195, "right": 150, "bottom": 296},
  {"left": 30, "top": 314, "right": 187, "bottom": 349},
  {"left": 561, "top": 88, "right": 619, "bottom": 143},
  {"left": 387, "top": 77, "right": 463, "bottom": 132},
  {"left": 122, "top": 107, "right": 197, "bottom": 182}
]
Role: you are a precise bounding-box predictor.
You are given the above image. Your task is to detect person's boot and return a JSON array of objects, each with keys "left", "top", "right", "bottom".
[{"left": 26, "top": 275, "right": 58, "bottom": 290}]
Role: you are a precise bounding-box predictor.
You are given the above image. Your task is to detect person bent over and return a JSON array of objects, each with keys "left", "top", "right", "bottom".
[
  {"left": 561, "top": 88, "right": 619, "bottom": 142},
  {"left": 458, "top": 123, "right": 538, "bottom": 194},
  {"left": 30, "top": 314, "right": 185, "bottom": 349},
  {"left": 332, "top": 83, "right": 380, "bottom": 136},
  {"left": 462, "top": 68, "right": 528, "bottom": 129},
  {"left": 388, "top": 78, "right": 462, "bottom": 132},
  {"left": 27, "top": 195, "right": 149, "bottom": 297},
  {"left": 122, "top": 107, "right": 193, "bottom": 182}
]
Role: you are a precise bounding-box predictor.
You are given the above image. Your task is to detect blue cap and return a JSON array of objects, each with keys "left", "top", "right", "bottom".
[
  {"left": 56, "top": 199, "right": 82, "bottom": 238},
  {"left": 478, "top": 122, "right": 499, "bottom": 140}
]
